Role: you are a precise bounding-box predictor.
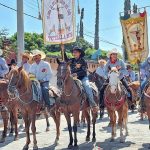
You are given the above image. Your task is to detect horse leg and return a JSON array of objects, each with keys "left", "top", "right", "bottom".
[
  {"left": 124, "top": 104, "right": 129, "bottom": 136},
  {"left": 51, "top": 110, "right": 60, "bottom": 145},
  {"left": 92, "top": 112, "right": 97, "bottom": 142},
  {"left": 30, "top": 113, "right": 38, "bottom": 150},
  {"left": 81, "top": 111, "right": 86, "bottom": 127},
  {"left": 43, "top": 108, "right": 50, "bottom": 132},
  {"left": 12, "top": 108, "right": 19, "bottom": 141},
  {"left": 23, "top": 114, "right": 31, "bottom": 150},
  {"left": 84, "top": 110, "right": 91, "bottom": 141},
  {"left": 64, "top": 113, "right": 73, "bottom": 149},
  {"left": 109, "top": 110, "right": 116, "bottom": 142},
  {"left": 9, "top": 112, "right": 14, "bottom": 137},
  {"left": 73, "top": 114, "right": 79, "bottom": 148},
  {"left": 0, "top": 110, "right": 9, "bottom": 143}
]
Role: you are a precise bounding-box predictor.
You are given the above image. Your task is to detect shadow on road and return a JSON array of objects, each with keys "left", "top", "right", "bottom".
[{"left": 139, "top": 143, "right": 150, "bottom": 150}]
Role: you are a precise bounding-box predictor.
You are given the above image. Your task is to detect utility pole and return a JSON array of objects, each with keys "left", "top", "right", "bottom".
[{"left": 17, "top": 0, "right": 24, "bottom": 65}]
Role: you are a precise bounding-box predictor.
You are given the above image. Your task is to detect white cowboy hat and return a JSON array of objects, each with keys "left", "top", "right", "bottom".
[
  {"left": 31, "top": 49, "right": 46, "bottom": 59},
  {"left": 0, "top": 49, "right": 3, "bottom": 56},
  {"left": 107, "top": 48, "right": 118, "bottom": 58}
]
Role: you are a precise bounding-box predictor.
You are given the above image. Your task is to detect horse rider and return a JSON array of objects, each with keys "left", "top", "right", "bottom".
[
  {"left": 95, "top": 59, "right": 107, "bottom": 78},
  {"left": 0, "top": 49, "right": 9, "bottom": 78},
  {"left": 100, "top": 48, "right": 133, "bottom": 109},
  {"left": 21, "top": 52, "right": 31, "bottom": 74},
  {"left": 0, "top": 49, "right": 9, "bottom": 111},
  {"left": 29, "top": 49, "right": 53, "bottom": 108},
  {"left": 140, "top": 57, "right": 150, "bottom": 100},
  {"left": 126, "top": 64, "right": 136, "bottom": 82},
  {"left": 65, "top": 46, "right": 99, "bottom": 113}
]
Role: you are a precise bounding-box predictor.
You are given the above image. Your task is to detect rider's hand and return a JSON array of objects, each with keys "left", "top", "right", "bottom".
[{"left": 72, "top": 73, "right": 77, "bottom": 77}]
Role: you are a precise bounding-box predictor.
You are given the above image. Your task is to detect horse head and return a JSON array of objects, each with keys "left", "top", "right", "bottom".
[
  {"left": 56, "top": 58, "right": 71, "bottom": 89},
  {"left": 108, "top": 67, "right": 120, "bottom": 94},
  {"left": 7, "top": 66, "right": 29, "bottom": 96}
]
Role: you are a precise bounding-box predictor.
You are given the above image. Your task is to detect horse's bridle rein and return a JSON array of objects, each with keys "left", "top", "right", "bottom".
[
  {"left": 57, "top": 66, "right": 75, "bottom": 97},
  {"left": 7, "top": 72, "right": 33, "bottom": 105}
]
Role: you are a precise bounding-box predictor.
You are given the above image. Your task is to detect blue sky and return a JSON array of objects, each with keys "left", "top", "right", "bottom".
[{"left": 0, "top": 0, "right": 150, "bottom": 52}]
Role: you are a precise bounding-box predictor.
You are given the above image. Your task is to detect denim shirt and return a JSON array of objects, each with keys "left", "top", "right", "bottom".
[
  {"left": 0, "top": 57, "right": 9, "bottom": 77},
  {"left": 140, "top": 57, "right": 150, "bottom": 79},
  {"left": 105, "top": 59, "right": 128, "bottom": 79}
]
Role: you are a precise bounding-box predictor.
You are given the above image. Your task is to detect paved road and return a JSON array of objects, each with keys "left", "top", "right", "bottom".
[{"left": 0, "top": 110, "right": 150, "bottom": 150}]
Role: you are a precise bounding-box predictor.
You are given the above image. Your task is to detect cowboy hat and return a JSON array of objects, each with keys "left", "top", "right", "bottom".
[
  {"left": 98, "top": 59, "right": 107, "bottom": 64},
  {"left": 71, "top": 46, "right": 85, "bottom": 57},
  {"left": 0, "top": 49, "right": 3, "bottom": 56},
  {"left": 107, "top": 48, "right": 118, "bottom": 58},
  {"left": 31, "top": 49, "right": 46, "bottom": 59},
  {"left": 21, "top": 52, "right": 32, "bottom": 60}
]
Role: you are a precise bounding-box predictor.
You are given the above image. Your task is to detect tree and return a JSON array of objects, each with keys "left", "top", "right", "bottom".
[{"left": 94, "top": 0, "right": 99, "bottom": 50}]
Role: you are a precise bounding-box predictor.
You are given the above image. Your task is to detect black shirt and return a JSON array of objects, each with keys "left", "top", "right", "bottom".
[{"left": 70, "top": 57, "right": 88, "bottom": 80}]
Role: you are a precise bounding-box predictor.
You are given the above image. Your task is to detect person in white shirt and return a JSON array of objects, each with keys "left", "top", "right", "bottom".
[
  {"left": 30, "top": 49, "right": 53, "bottom": 107},
  {"left": 21, "top": 52, "right": 31, "bottom": 74},
  {"left": 95, "top": 59, "right": 107, "bottom": 78}
]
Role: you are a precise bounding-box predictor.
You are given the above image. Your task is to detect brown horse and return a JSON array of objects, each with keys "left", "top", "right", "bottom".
[
  {"left": 57, "top": 59, "right": 99, "bottom": 149},
  {"left": 0, "top": 79, "right": 19, "bottom": 143},
  {"left": 7, "top": 67, "right": 60, "bottom": 150},
  {"left": 104, "top": 67, "right": 128, "bottom": 143}
]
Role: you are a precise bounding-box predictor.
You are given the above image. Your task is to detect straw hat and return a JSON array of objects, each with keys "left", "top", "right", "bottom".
[
  {"left": 21, "top": 52, "right": 32, "bottom": 60},
  {"left": 98, "top": 59, "right": 107, "bottom": 64},
  {"left": 0, "top": 49, "right": 3, "bottom": 56},
  {"left": 31, "top": 49, "right": 46, "bottom": 59},
  {"left": 107, "top": 48, "right": 118, "bottom": 58}
]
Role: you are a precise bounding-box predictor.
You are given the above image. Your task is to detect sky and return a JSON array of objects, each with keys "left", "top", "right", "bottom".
[{"left": 0, "top": 0, "right": 150, "bottom": 53}]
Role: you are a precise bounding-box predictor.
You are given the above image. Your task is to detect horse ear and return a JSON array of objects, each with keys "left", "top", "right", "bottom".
[
  {"left": 18, "top": 66, "right": 23, "bottom": 72},
  {"left": 56, "top": 58, "right": 60, "bottom": 65}
]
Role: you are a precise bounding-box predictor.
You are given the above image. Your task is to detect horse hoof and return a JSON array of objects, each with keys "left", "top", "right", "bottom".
[
  {"left": 110, "top": 139, "right": 115, "bottom": 142},
  {"left": 120, "top": 139, "right": 125, "bottom": 143},
  {"left": 14, "top": 136, "right": 19, "bottom": 141},
  {"left": 46, "top": 127, "right": 50, "bottom": 132},
  {"left": 0, "top": 138, "right": 5, "bottom": 143},
  {"left": 74, "top": 145, "right": 79, "bottom": 149},
  {"left": 68, "top": 144, "right": 73, "bottom": 149},
  {"left": 23, "top": 145, "right": 29, "bottom": 150},
  {"left": 86, "top": 137, "right": 90, "bottom": 142},
  {"left": 9, "top": 133, "right": 13, "bottom": 137},
  {"left": 92, "top": 138, "right": 96, "bottom": 142},
  {"left": 33, "top": 145, "right": 38, "bottom": 150},
  {"left": 54, "top": 138, "right": 59, "bottom": 146}
]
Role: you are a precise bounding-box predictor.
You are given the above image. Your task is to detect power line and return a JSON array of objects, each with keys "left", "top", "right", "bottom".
[{"left": 0, "top": 2, "right": 40, "bottom": 20}]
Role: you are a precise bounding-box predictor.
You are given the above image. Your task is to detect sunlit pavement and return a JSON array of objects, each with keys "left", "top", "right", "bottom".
[{"left": 0, "top": 110, "right": 150, "bottom": 150}]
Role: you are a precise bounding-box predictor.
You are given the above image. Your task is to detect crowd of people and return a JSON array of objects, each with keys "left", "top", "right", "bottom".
[{"left": 0, "top": 47, "right": 149, "bottom": 112}]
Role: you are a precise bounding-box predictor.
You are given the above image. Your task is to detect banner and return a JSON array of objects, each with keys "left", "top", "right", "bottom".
[
  {"left": 120, "top": 11, "right": 149, "bottom": 64},
  {"left": 42, "top": 0, "right": 76, "bottom": 45}
]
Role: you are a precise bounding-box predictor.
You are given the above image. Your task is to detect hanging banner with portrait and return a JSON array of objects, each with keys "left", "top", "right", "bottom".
[
  {"left": 42, "top": 0, "right": 76, "bottom": 45},
  {"left": 120, "top": 11, "right": 149, "bottom": 64}
]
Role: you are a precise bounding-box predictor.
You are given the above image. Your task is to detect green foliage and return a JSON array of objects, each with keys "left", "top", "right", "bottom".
[{"left": 85, "top": 48, "right": 96, "bottom": 59}]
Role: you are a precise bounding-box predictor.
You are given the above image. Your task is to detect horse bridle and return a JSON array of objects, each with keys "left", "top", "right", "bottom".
[
  {"left": 7, "top": 73, "right": 33, "bottom": 105},
  {"left": 57, "top": 67, "right": 75, "bottom": 97}
]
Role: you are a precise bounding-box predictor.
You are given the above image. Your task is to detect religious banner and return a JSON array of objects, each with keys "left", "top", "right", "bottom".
[
  {"left": 120, "top": 11, "right": 149, "bottom": 64},
  {"left": 42, "top": 0, "right": 76, "bottom": 45}
]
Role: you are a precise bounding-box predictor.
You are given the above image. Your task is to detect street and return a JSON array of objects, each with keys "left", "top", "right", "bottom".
[{"left": 0, "top": 110, "right": 150, "bottom": 150}]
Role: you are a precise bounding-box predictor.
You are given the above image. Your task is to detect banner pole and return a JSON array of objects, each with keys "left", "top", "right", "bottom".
[{"left": 61, "top": 43, "right": 65, "bottom": 61}]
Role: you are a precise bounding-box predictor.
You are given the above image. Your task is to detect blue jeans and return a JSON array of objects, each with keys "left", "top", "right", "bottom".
[
  {"left": 81, "top": 77, "right": 97, "bottom": 107},
  {"left": 40, "top": 81, "right": 51, "bottom": 106},
  {"left": 141, "top": 79, "right": 148, "bottom": 100}
]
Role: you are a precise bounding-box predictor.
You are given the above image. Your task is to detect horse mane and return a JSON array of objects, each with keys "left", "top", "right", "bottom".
[{"left": 17, "top": 69, "right": 30, "bottom": 91}]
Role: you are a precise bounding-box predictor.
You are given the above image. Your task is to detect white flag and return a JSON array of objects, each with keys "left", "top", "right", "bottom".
[{"left": 42, "top": 0, "right": 76, "bottom": 44}]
